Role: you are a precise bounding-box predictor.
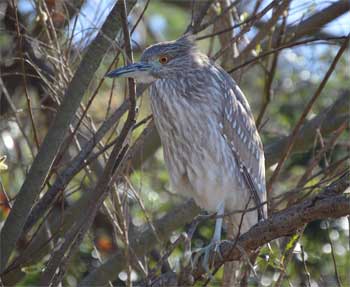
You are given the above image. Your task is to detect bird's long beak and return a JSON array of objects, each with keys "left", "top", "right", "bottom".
[{"left": 105, "top": 62, "right": 152, "bottom": 79}]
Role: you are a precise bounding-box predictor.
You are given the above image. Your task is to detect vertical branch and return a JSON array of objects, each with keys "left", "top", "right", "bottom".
[
  {"left": 256, "top": 8, "right": 288, "bottom": 128},
  {"left": 274, "top": 232, "right": 302, "bottom": 287},
  {"left": 300, "top": 244, "right": 311, "bottom": 287},
  {"left": 186, "top": 0, "right": 213, "bottom": 34},
  {"left": 238, "top": 0, "right": 289, "bottom": 61},
  {"left": 213, "top": 0, "right": 282, "bottom": 61},
  {"left": 214, "top": 0, "right": 239, "bottom": 70},
  {"left": 11, "top": 0, "right": 40, "bottom": 150},
  {"left": 327, "top": 223, "right": 343, "bottom": 287},
  {"left": 116, "top": 1, "right": 135, "bottom": 286},
  {"left": 0, "top": 77, "right": 35, "bottom": 159}
]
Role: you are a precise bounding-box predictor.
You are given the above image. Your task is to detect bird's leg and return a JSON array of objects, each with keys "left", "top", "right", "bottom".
[
  {"left": 212, "top": 201, "right": 225, "bottom": 243},
  {"left": 194, "top": 201, "right": 225, "bottom": 275}
]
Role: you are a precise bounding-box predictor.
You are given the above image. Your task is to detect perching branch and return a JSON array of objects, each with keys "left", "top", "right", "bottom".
[
  {"left": 191, "top": 175, "right": 350, "bottom": 283},
  {"left": 80, "top": 173, "right": 349, "bottom": 286}
]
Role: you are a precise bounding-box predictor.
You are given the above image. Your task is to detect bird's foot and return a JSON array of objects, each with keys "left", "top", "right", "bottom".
[
  {"left": 193, "top": 240, "right": 223, "bottom": 278},
  {"left": 180, "top": 232, "right": 193, "bottom": 268}
]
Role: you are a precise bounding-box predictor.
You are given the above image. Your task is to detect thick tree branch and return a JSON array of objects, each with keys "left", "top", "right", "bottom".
[
  {"left": 191, "top": 176, "right": 350, "bottom": 282},
  {"left": 283, "top": 0, "right": 350, "bottom": 43}
]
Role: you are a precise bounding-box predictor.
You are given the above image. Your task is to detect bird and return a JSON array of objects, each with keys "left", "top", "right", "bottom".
[{"left": 107, "top": 34, "right": 267, "bottom": 285}]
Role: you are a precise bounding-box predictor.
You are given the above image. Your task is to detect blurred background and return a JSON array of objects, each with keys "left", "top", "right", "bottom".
[{"left": 0, "top": 0, "right": 349, "bottom": 286}]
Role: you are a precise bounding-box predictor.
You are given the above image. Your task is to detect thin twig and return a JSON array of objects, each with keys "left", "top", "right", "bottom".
[
  {"left": 297, "top": 123, "right": 347, "bottom": 188},
  {"left": 228, "top": 36, "right": 347, "bottom": 74},
  {"left": 12, "top": 0, "right": 40, "bottom": 150},
  {"left": 196, "top": 0, "right": 239, "bottom": 33},
  {"left": 0, "top": 77, "right": 35, "bottom": 158},
  {"left": 197, "top": 0, "right": 280, "bottom": 41},
  {"left": 300, "top": 244, "right": 311, "bottom": 287},
  {"left": 327, "top": 222, "right": 343, "bottom": 287}
]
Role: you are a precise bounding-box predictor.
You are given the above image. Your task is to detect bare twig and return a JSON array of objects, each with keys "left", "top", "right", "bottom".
[
  {"left": 300, "top": 244, "right": 311, "bottom": 287},
  {"left": 233, "top": 0, "right": 290, "bottom": 65},
  {"left": 327, "top": 222, "right": 343, "bottom": 287},
  {"left": 296, "top": 123, "right": 347, "bottom": 188},
  {"left": 228, "top": 36, "right": 347, "bottom": 74},
  {"left": 0, "top": 77, "right": 35, "bottom": 158},
  {"left": 197, "top": 0, "right": 280, "bottom": 41},
  {"left": 11, "top": 0, "right": 40, "bottom": 150}
]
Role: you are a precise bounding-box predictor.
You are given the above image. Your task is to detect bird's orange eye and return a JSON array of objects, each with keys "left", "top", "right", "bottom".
[{"left": 159, "top": 56, "right": 169, "bottom": 64}]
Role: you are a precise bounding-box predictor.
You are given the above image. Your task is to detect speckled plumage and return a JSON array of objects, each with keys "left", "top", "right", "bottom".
[
  {"left": 107, "top": 34, "right": 267, "bottom": 285},
  {"left": 144, "top": 36, "right": 266, "bottom": 230}
]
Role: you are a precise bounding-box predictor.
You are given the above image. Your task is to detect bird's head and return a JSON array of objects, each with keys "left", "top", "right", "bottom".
[{"left": 106, "top": 34, "right": 200, "bottom": 83}]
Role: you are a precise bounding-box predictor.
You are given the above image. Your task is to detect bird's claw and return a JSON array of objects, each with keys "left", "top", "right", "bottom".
[{"left": 193, "top": 241, "right": 223, "bottom": 278}]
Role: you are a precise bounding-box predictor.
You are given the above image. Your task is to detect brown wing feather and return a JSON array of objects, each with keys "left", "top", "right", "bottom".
[{"left": 221, "top": 76, "right": 267, "bottom": 220}]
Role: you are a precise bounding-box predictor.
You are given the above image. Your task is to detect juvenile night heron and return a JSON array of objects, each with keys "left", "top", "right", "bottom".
[{"left": 107, "top": 34, "right": 266, "bottom": 281}]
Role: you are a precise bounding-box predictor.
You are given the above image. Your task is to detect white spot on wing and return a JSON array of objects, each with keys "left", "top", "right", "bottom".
[
  {"left": 233, "top": 120, "right": 237, "bottom": 129},
  {"left": 258, "top": 183, "right": 262, "bottom": 191}
]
